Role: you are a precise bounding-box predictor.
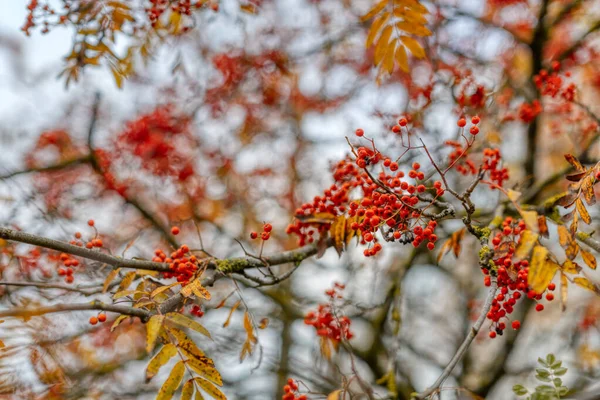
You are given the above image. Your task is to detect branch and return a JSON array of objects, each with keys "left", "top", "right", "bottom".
[
  {"left": 0, "top": 156, "right": 91, "bottom": 180},
  {"left": 414, "top": 280, "right": 498, "bottom": 399},
  {"left": 576, "top": 232, "right": 600, "bottom": 253},
  {"left": 0, "top": 299, "right": 150, "bottom": 321},
  {"left": 0, "top": 280, "right": 112, "bottom": 295},
  {"left": 0, "top": 227, "right": 170, "bottom": 272}
]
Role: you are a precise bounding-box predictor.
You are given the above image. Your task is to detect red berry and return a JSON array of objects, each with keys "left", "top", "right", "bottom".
[
  {"left": 535, "top": 304, "right": 544, "bottom": 312},
  {"left": 470, "top": 126, "right": 479, "bottom": 135},
  {"left": 512, "top": 320, "right": 520, "bottom": 330},
  {"left": 471, "top": 116, "right": 480, "bottom": 124},
  {"left": 364, "top": 232, "right": 374, "bottom": 242},
  {"left": 250, "top": 232, "right": 258, "bottom": 239},
  {"left": 98, "top": 313, "right": 107, "bottom": 323},
  {"left": 89, "top": 316, "right": 98, "bottom": 325},
  {"left": 355, "top": 128, "right": 364, "bottom": 137},
  {"left": 263, "top": 223, "right": 273, "bottom": 232},
  {"left": 87, "top": 219, "right": 95, "bottom": 227},
  {"left": 546, "top": 293, "right": 554, "bottom": 301},
  {"left": 489, "top": 331, "right": 496, "bottom": 338},
  {"left": 457, "top": 118, "right": 466, "bottom": 127},
  {"left": 65, "top": 275, "right": 74, "bottom": 284},
  {"left": 398, "top": 118, "right": 407, "bottom": 126},
  {"left": 427, "top": 242, "right": 435, "bottom": 250},
  {"left": 548, "top": 283, "right": 556, "bottom": 291},
  {"left": 171, "top": 226, "right": 180, "bottom": 235},
  {"left": 261, "top": 232, "right": 270, "bottom": 240}
]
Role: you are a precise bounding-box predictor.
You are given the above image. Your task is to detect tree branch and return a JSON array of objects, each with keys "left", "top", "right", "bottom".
[
  {"left": 0, "top": 299, "right": 150, "bottom": 321},
  {"left": 414, "top": 280, "right": 498, "bottom": 399}
]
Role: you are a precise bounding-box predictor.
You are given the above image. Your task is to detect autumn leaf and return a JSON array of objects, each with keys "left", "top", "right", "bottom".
[
  {"left": 520, "top": 210, "right": 539, "bottom": 233},
  {"left": 573, "top": 277, "right": 600, "bottom": 294},
  {"left": 576, "top": 198, "right": 591, "bottom": 224},
  {"left": 146, "top": 315, "right": 165, "bottom": 353},
  {"left": 194, "top": 377, "right": 226, "bottom": 400},
  {"left": 181, "top": 379, "right": 195, "bottom": 400},
  {"left": 327, "top": 389, "right": 343, "bottom": 400},
  {"left": 103, "top": 268, "right": 120, "bottom": 293},
  {"left": 146, "top": 343, "right": 177, "bottom": 382},
  {"left": 187, "top": 358, "right": 223, "bottom": 386},
  {"left": 561, "top": 260, "right": 581, "bottom": 274},
  {"left": 330, "top": 215, "right": 347, "bottom": 256},
  {"left": 437, "top": 228, "right": 465, "bottom": 262},
  {"left": 400, "top": 36, "right": 425, "bottom": 59},
  {"left": 581, "top": 249, "right": 597, "bottom": 270},
  {"left": 514, "top": 230, "right": 538, "bottom": 260},
  {"left": 166, "top": 313, "right": 211, "bottom": 338},
  {"left": 111, "top": 315, "right": 128, "bottom": 332},
  {"left": 117, "top": 271, "right": 137, "bottom": 291},
  {"left": 167, "top": 327, "right": 209, "bottom": 361},
  {"left": 560, "top": 273, "right": 568, "bottom": 311},
  {"left": 151, "top": 282, "right": 181, "bottom": 298},
  {"left": 181, "top": 278, "right": 211, "bottom": 300},
  {"left": 528, "top": 246, "right": 557, "bottom": 293},
  {"left": 156, "top": 361, "right": 185, "bottom": 400},
  {"left": 222, "top": 300, "right": 241, "bottom": 328},
  {"left": 564, "top": 154, "right": 585, "bottom": 172},
  {"left": 361, "top": 0, "right": 387, "bottom": 22}
]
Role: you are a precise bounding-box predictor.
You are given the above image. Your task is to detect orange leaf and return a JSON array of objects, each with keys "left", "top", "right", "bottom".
[{"left": 581, "top": 249, "right": 597, "bottom": 270}]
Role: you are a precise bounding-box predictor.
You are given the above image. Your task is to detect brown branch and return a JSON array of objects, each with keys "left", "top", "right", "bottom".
[
  {"left": 0, "top": 280, "right": 113, "bottom": 295},
  {"left": 0, "top": 299, "right": 150, "bottom": 321},
  {"left": 0, "top": 227, "right": 170, "bottom": 272},
  {"left": 576, "top": 232, "right": 600, "bottom": 253},
  {"left": 0, "top": 156, "right": 92, "bottom": 180}
]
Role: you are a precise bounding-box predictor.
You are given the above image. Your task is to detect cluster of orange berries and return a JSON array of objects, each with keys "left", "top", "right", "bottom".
[
  {"left": 89, "top": 313, "right": 107, "bottom": 325},
  {"left": 483, "top": 218, "right": 554, "bottom": 338},
  {"left": 282, "top": 378, "right": 307, "bottom": 400},
  {"left": 56, "top": 220, "right": 104, "bottom": 284},
  {"left": 457, "top": 115, "right": 481, "bottom": 135},
  {"left": 190, "top": 304, "right": 204, "bottom": 318},
  {"left": 146, "top": 0, "right": 217, "bottom": 27},
  {"left": 250, "top": 223, "right": 272, "bottom": 241},
  {"left": 482, "top": 148, "right": 509, "bottom": 188},
  {"left": 304, "top": 284, "right": 353, "bottom": 342},
  {"left": 154, "top": 243, "right": 199, "bottom": 284},
  {"left": 534, "top": 62, "right": 575, "bottom": 101}
]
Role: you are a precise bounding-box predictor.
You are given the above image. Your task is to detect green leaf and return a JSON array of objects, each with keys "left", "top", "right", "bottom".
[
  {"left": 535, "top": 384, "right": 555, "bottom": 394},
  {"left": 546, "top": 353, "right": 556, "bottom": 365},
  {"left": 538, "top": 357, "right": 549, "bottom": 367},
  {"left": 558, "top": 386, "right": 569, "bottom": 396},
  {"left": 536, "top": 369, "right": 550, "bottom": 378},
  {"left": 550, "top": 360, "right": 562, "bottom": 369},
  {"left": 553, "top": 377, "right": 562, "bottom": 388},
  {"left": 554, "top": 367, "right": 568, "bottom": 376},
  {"left": 512, "top": 384, "right": 528, "bottom": 396}
]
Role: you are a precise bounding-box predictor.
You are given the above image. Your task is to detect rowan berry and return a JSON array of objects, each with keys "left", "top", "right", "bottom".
[
  {"left": 546, "top": 293, "right": 554, "bottom": 301},
  {"left": 250, "top": 232, "right": 258, "bottom": 239},
  {"left": 89, "top": 316, "right": 98, "bottom": 325},
  {"left": 74, "top": 232, "right": 82, "bottom": 239},
  {"left": 65, "top": 275, "right": 74, "bottom": 284},
  {"left": 261, "top": 232, "right": 270, "bottom": 240},
  {"left": 471, "top": 116, "right": 480, "bottom": 124},
  {"left": 427, "top": 242, "right": 435, "bottom": 250},
  {"left": 263, "top": 223, "right": 273, "bottom": 232},
  {"left": 355, "top": 128, "right": 364, "bottom": 137},
  {"left": 87, "top": 219, "right": 95, "bottom": 227},
  {"left": 548, "top": 283, "right": 556, "bottom": 291},
  {"left": 364, "top": 232, "right": 374, "bottom": 242},
  {"left": 469, "top": 126, "right": 479, "bottom": 135},
  {"left": 399, "top": 118, "right": 407, "bottom": 126},
  {"left": 489, "top": 331, "right": 496, "bottom": 338},
  {"left": 412, "top": 162, "right": 420, "bottom": 170},
  {"left": 512, "top": 320, "right": 520, "bottom": 330},
  {"left": 98, "top": 313, "right": 107, "bottom": 323},
  {"left": 457, "top": 118, "right": 466, "bottom": 127},
  {"left": 171, "top": 226, "right": 180, "bottom": 235},
  {"left": 535, "top": 304, "right": 544, "bottom": 312}
]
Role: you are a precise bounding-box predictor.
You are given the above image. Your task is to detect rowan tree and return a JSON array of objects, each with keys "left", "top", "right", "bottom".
[{"left": 1, "top": 0, "right": 600, "bottom": 399}]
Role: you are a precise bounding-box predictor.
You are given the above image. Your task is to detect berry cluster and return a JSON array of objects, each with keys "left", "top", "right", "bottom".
[
  {"left": 154, "top": 244, "right": 199, "bottom": 284},
  {"left": 282, "top": 378, "right": 307, "bottom": 400},
  {"left": 250, "top": 223, "right": 272, "bottom": 241},
  {"left": 534, "top": 63, "right": 575, "bottom": 101},
  {"left": 146, "top": 0, "right": 211, "bottom": 28},
  {"left": 89, "top": 313, "right": 107, "bottom": 325},
  {"left": 190, "top": 304, "right": 204, "bottom": 318},
  {"left": 304, "top": 284, "right": 353, "bottom": 342},
  {"left": 482, "top": 148, "right": 509, "bottom": 188},
  {"left": 483, "top": 218, "right": 554, "bottom": 338}
]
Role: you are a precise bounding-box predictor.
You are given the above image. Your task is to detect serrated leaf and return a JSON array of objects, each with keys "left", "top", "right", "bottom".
[
  {"left": 581, "top": 249, "right": 597, "bottom": 270},
  {"left": 146, "top": 343, "right": 177, "bottom": 382},
  {"left": 181, "top": 379, "right": 194, "bottom": 400},
  {"left": 366, "top": 12, "right": 390, "bottom": 48},
  {"left": 528, "top": 246, "right": 558, "bottom": 293},
  {"left": 151, "top": 282, "right": 181, "bottom": 298},
  {"left": 157, "top": 361, "right": 185, "bottom": 400},
  {"left": 395, "top": 44, "right": 409, "bottom": 73},
  {"left": 400, "top": 36, "right": 425, "bottom": 58},
  {"left": 514, "top": 230, "right": 538, "bottom": 260},
  {"left": 166, "top": 313, "right": 211, "bottom": 338},
  {"left": 194, "top": 378, "right": 226, "bottom": 400},
  {"left": 103, "top": 268, "right": 120, "bottom": 293},
  {"left": 361, "top": 0, "right": 387, "bottom": 22},
  {"left": 181, "top": 278, "right": 211, "bottom": 300},
  {"left": 576, "top": 198, "right": 591, "bottom": 224},
  {"left": 147, "top": 315, "right": 165, "bottom": 353},
  {"left": 187, "top": 358, "right": 223, "bottom": 386}
]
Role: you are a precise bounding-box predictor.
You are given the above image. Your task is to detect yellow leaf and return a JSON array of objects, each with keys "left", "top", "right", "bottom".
[
  {"left": 113, "top": 289, "right": 137, "bottom": 299},
  {"left": 243, "top": 311, "right": 256, "bottom": 343},
  {"left": 146, "top": 315, "right": 165, "bottom": 353},
  {"left": 366, "top": 12, "right": 390, "bottom": 48},
  {"left": 576, "top": 198, "right": 592, "bottom": 224},
  {"left": 507, "top": 189, "right": 522, "bottom": 202},
  {"left": 194, "top": 378, "right": 226, "bottom": 400},
  {"left": 181, "top": 379, "right": 195, "bottom": 400},
  {"left": 528, "top": 246, "right": 557, "bottom": 293},
  {"left": 330, "top": 215, "right": 347, "bottom": 256},
  {"left": 103, "top": 268, "right": 120, "bottom": 293},
  {"left": 395, "top": 45, "right": 409, "bottom": 73},
  {"left": 361, "top": 0, "right": 387, "bottom": 22},
  {"left": 558, "top": 225, "right": 571, "bottom": 247},
  {"left": 166, "top": 313, "right": 211, "bottom": 338},
  {"left": 573, "top": 277, "right": 600, "bottom": 294},
  {"left": 328, "top": 389, "right": 344, "bottom": 400},
  {"left": 118, "top": 271, "right": 137, "bottom": 291},
  {"left": 514, "top": 230, "right": 538, "bottom": 260},
  {"left": 0, "top": 339, "right": 5, "bottom": 348},
  {"left": 374, "top": 25, "right": 393, "bottom": 66},
  {"left": 151, "top": 282, "right": 181, "bottom": 298},
  {"left": 111, "top": 315, "right": 128, "bottom": 332},
  {"left": 520, "top": 210, "right": 539, "bottom": 233},
  {"left": 582, "top": 175, "right": 597, "bottom": 205},
  {"left": 560, "top": 273, "right": 568, "bottom": 311},
  {"left": 400, "top": 36, "right": 425, "bottom": 59},
  {"left": 394, "top": 21, "right": 431, "bottom": 36},
  {"left": 187, "top": 358, "right": 223, "bottom": 386},
  {"left": 320, "top": 336, "right": 333, "bottom": 360},
  {"left": 110, "top": 64, "right": 124, "bottom": 89},
  {"left": 146, "top": 343, "right": 177, "bottom": 382},
  {"left": 382, "top": 38, "right": 397, "bottom": 74},
  {"left": 157, "top": 361, "right": 185, "bottom": 400},
  {"left": 565, "top": 154, "right": 585, "bottom": 172},
  {"left": 581, "top": 249, "right": 597, "bottom": 270},
  {"left": 561, "top": 260, "right": 581, "bottom": 274}
]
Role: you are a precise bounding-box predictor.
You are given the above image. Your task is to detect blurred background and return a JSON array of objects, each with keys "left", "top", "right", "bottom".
[{"left": 1, "top": 0, "right": 600, "bottom": 399}]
